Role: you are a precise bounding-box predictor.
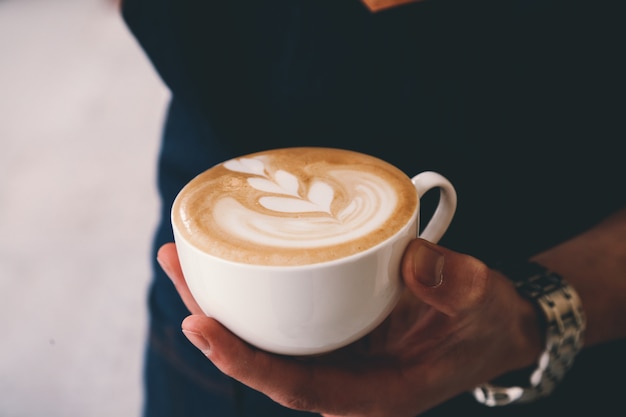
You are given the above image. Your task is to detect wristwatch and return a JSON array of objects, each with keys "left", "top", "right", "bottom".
[{"left": 472, "top": 261, "right": 586, "bottom": 406}]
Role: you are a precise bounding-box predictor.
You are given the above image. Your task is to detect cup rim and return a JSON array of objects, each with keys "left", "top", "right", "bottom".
[{"left": 172, "top": 202, "right": 419, "bottom": 271}]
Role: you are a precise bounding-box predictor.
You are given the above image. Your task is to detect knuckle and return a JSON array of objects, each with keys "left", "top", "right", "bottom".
[
  {"left": 271, "top": 374, "right": 321, "bottom": 412},
  {"left": 462, "top": 257, "right": 492, "bottom": 307},
  {"left": 276, "top": 388, "right": 319, "bottom": 412}
]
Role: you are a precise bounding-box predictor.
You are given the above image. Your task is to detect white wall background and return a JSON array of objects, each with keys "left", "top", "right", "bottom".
[{"left": 0, "top": 0, "right": 170, "bottom": 415}]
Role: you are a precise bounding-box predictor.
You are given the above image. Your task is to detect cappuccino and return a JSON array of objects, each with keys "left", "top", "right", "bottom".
[{"left": 172, "top": 147, "right": 418, "bottom": 266}]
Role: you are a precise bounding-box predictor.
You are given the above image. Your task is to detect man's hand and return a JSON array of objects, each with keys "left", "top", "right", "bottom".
[{"left": 157, "top": 239, "right": 543, "bottom": 416}]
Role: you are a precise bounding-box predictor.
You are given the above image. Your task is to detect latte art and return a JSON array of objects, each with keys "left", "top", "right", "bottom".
[
  {"left": 173, "top": 148, "right": 418, "bottom": 266},
  {"left": 215, "top": 168, "right": 397, "bottom": 248}
]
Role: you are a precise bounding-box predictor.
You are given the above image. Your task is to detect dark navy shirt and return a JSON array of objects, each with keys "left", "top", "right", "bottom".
[{"left": 123, "top": 1, "right": 626, "bottom": 415}]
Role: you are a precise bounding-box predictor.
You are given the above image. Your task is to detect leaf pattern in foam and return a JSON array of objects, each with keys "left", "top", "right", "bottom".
[
  {"left": 307, "top": 181, "right": 333, "bottom": 213},
  {"left": 247, "top": 170, "right": 300, "bottom": 197},
  {"left": 259, "top": 181, "right": 333, "bottom": 214},
  {"left": 223, "top": 157, "right": 266, "bottom": 176},
  {"left": 224, "top": 156, "right": 335, "bottom": 215},
  {"left": 259, "top": 196, "right": 332, "bottom": 214}
]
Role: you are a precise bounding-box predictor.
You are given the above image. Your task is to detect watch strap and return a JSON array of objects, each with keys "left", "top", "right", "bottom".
[{"left": 472, "top": 261, "right": 586, "bottom": 406}]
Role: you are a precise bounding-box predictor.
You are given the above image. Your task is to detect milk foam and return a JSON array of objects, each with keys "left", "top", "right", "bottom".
[
  {"left": 173, "top": 148, "right": 417, "bottom": 266},
  {"left": 214, "top": 169, "right": 397, "bottom": 248}
]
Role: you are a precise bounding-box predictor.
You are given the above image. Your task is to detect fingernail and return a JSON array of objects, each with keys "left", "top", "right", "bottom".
[
  {"left": 413, "top": 242, "right": 445, "bottom": 288},
  {"left": 182, "top": 329, "right": 211, "bottom": 355}
]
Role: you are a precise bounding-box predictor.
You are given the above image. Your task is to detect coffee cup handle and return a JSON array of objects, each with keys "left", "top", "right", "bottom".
[{"left": 411, "top": 171, "right": 457, "bottom": 244}]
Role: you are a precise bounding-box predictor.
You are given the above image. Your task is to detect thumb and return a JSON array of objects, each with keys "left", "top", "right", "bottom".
[{"left": 402, "top": 239, "right": 490, "bottom": 317}]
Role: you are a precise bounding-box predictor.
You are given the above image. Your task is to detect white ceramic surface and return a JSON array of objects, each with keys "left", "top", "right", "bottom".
[{"left": 173, "top": 170, "right": 456, "bottom": 355}]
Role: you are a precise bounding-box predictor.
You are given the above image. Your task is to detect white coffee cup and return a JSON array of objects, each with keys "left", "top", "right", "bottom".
[{"left": 172, "top": 147, "right": 456, "bottom": 355}]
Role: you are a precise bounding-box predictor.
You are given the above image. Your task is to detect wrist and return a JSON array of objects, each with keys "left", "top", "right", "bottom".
[
  {"left": 473, "top": 261, "right": 586, "bottom": 406},
  {"left": 508, "top": 278, "right": 546, "bottom": 371}
]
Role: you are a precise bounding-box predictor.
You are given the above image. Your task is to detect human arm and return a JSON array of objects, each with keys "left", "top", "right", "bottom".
[
  {"left": 530, "top": 207, "right": 626, "bottom": 348},
  {"left": 157, "top": 207, "right": 626, "bottom": 417}
]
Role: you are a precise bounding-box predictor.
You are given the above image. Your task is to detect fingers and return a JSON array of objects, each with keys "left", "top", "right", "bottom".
[
  {"left": 183, "top": 315, "right": 328, "bottom": 411},
  {"left": 402, "top": 239, "right": 491, "bottom": 317},
  {"left": 160, "top": 249, "right": 342, "bottom": 413},
  {"left": 157, "top": 242, "right": 204, "bottom": 315},
  {"left": 181, "top": 314, "right": 357, "bottom": 415}
]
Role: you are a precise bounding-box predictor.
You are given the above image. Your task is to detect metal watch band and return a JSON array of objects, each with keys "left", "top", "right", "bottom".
[{"left": 472, "top": 261, "right": 586, "bottom": 406}]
